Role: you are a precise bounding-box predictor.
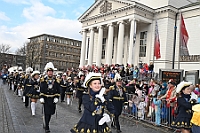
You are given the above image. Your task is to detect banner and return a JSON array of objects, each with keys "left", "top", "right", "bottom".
[
  {"left": 180, "top": 14, "right": 189, "bottom": 56},
  {"left": 154, "top": 21, "right": 161, "bottom": 59}
]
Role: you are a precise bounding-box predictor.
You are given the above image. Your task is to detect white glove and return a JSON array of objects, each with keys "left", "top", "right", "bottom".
[
  {"left": 124, "top": 105, "right": 128, "bottom": 110},
  {"left": 53, "top": 98, "right": 59, "bottom": 104},
  {"left": 95, "top": 94, "right": 105, "bottom": 103},
  {"left": 190, "top": 92, "right": 198, "bottom": 101},
  {"left": 40, "top": 98, "right": 44, "bottom": 103},
  {"left": 99, "top": 113, "right": 111, "bottom": 125},
  {"left": 95, "top": 87, "right": 106, "bottom": 103}
]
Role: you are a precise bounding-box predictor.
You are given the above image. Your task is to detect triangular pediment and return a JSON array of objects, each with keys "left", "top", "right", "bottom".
[{"left": 79, "top": 0, "right": 133, "bottom": 21}]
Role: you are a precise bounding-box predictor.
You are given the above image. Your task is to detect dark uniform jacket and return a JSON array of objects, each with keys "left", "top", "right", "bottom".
[
  {"left": 23, "top": 75, "right": 32, "bottom": 96},
  {"left": 60, "top": 79, "right": 67, "bottom": 93},
  {"left": 176, "top": 95, "right": 193, "bottom": 118},
  {"left": 76, "top": 80, "right": 85, "bottom": 98},
  {"left": 40, "top": 77, "right": 60, "bottom": 115},
  {"left": 79, "top": 92, "right": 115, "bottom": 126},
  {"left": 108, "top": 85, "right": 128, "bottom": 116}
]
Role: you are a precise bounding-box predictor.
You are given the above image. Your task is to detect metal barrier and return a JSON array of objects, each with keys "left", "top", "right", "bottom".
[{"left": 122, "top": 93, "right": 178, "bottom": 131}]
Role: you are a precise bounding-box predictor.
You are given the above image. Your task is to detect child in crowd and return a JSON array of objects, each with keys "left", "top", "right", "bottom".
[
  {"left": 137, "top": 97, "right": 146, "bottom": 120},
  {"left": 129, "top": 93, "right": 139, "bottom": 116},
  {"left": 153, "top": 95, "right": 162, "bottom": 126}
]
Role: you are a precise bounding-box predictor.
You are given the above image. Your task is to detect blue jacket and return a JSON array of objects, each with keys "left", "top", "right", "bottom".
[{"left": 79, "top": 93, "right": 115, "bottom": 126}]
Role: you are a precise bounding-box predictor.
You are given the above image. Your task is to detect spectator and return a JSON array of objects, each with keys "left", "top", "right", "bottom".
[
  {"left": 159, "top": 82, "right": 168, "bottom": 96},
  {"left": 153, "top": 95, "right": 162, "bottom": 126},
  {"left": 133, "top": 66, "right": 139, "bottom": 79},
  {"left": 137, "top": 97, "right": 146, "bottom": 120},
  {"left": 135, "top": 84, "right": 143, "bottom": 100},
  {"left": 159, "top": 79, "right": 177, "bottom": 126}
]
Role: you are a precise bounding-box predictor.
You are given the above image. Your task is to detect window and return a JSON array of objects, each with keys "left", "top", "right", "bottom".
[
  {"left": 101, "top": 38, "right": 106, "bottom": 59},
  {"left": 139, "top": 31, "right": 147, "bottom": 57}
]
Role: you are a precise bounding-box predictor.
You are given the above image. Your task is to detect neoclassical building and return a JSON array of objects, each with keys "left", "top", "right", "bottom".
[{"left": 79, "top": 0, "right": 200, "bottom": 73}]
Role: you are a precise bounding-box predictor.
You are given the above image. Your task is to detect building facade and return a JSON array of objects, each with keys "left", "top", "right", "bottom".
[
  {"left": 79, "top": 0, "right": 200, "bottom": 74},
  {"left": 27, "top": 34, "right": 81, "bottom": 72},
  {"left": 0, "top": 53, "right": 26, "bottom": 70}
]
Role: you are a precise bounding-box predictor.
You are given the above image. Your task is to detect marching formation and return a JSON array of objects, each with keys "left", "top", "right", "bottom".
[{"left": 3, "top": 62, "right": 200, "bottom": 133}]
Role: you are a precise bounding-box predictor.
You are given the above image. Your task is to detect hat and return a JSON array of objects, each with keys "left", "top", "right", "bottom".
[
  {"left": 31, "top": 71, "right": 40, "bottom": 77},
  {"left": 67, "top": 77, "right": 71, "bottom": 80},
  {"left": 44, "top": 62, "right": 54, "bottom": 71},
  {"left": 26, "top": 67, "right": 33, "bottom": 74},
  {"left": 168, "top": 79, "right": 176, "bottom": 86},
  {"left": 18, "top": 66, "right": 23, "bottom": 71},
  {"left": 114, "top": 74, "right": 122, "bottom": 82},
  {"left": 62, "top": 73, "right": 67, "bottom": 76},
  {"left": 83, "top": 72, "right": 102, "bottom": 88},
  {"left": 176, "top": 81, "right": 192, "bottom": 93}
]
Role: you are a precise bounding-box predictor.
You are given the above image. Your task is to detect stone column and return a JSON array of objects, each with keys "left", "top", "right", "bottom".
[
  {"left": 128, "top": 18, "right": 137, "bottom": 65},
  {"left": 96, "top": 26, "right": 103, "bottom": 67},
  {"left": 87, "top": 28, "right": 94, "bottom": 66},
  {"left": 106, "top": 23, "right": 114, "bottom": 65},
  {"left": 79, "top": 29, "right": 87, "bottom": 68},
  {"left": 116, "top": 21, "right": 125, "bottom": 65}
]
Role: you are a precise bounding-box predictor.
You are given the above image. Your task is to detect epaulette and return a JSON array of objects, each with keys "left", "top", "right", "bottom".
[
  {"left": 109, "top": 86, "right": 115, "bottom": 90},
  {"left": 25, "top": 75, "right": 29, "bottom": 79},
  {"left": 56, "top": 78, "right": 61, "bottom": 83},
  {"left": 40, "top": 77, "right": 44, "bottom": 82},
  {"left": 123, "top": 87, "right": 126, "bottom": 92},
  {"left": 83, "top": 91, "right": 89, "bottom": 95}
]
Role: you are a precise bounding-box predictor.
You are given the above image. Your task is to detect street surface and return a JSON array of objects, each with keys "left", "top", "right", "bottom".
[{"left": 1, "top": 80, "right": 168, "bottom": 133}]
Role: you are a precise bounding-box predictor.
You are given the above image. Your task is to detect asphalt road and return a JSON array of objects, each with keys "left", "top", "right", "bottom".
[{"left": 1, "top": 80, "right": 167, "bottom": 133}]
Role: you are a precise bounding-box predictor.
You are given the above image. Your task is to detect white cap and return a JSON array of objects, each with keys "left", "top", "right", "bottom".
[{"left": 31, "top": 71, "right": 40, "bottom": 77}]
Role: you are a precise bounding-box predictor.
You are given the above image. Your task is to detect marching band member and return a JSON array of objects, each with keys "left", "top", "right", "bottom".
[
  {"left": 39, "top": 62, "right": 60, "bottom": 133},
  {"left": 60, "top": 73, "right": 67, "bottom": 102},
  {"left": 171, "top": 81, "right": 195, "bottom": 133},
  {"left": 76, "top": 74, "right": 86, "bottom": 113},
  {"left": 108, "top": 75, "right": 128, "bottom": 133},
  {"left": 26, "top": 70, "right": 40, "bottom": 116},
  {"left": 66, "top": 77, "right": 75, "bottom": 105},
  {"left": 71, "top": 72, "right": 115, "bottom": 133},
  {"left": 23, "top": 67, "right": 33, "bottom": 108}
]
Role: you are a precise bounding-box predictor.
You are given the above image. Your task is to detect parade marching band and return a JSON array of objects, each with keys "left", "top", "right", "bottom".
[{"left": 4, "top": 62, "right": 200, "bottom": 133}]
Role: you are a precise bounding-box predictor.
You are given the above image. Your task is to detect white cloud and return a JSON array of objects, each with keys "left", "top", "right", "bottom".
[
  {"left": 0, "top": 17, "right": 82, "bottom": 53},
  {"left": 23, "top": 1, "right": 56, "bottom": 20},
  {"left": 0, "top": 0, "right": 82, "bottom": 53},
  {"left": 3, "top": 0, "right": 30, "bottom": 5},
  {"left": 48, "top": 0, "right": 77, "bottom": 5},
  {"left": 0, "top": 11, "right": 10, "bottom": 21}
]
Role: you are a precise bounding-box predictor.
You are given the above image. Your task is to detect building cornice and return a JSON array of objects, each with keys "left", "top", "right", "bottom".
[
  {"left": 155, "top": 5, "right": 178, "bottom": 14},
  {"left": 79, "top": 2, "right": 154, "bottom": 23}
]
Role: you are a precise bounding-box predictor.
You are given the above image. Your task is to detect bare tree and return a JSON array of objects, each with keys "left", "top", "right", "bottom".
[
  {"left": 15, "top": 42, "right": 27, "bottom": 56},
  {"left": 0, "top": 44, "right": 11, "bottom": 53},
  {"left": 26, "top": 43, "right": 41, "bottom": 69}
]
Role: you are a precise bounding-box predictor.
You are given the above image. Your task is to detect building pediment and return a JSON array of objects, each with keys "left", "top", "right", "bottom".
[{"left": 78, "top": 0, "right": 133, "bottom": 22}]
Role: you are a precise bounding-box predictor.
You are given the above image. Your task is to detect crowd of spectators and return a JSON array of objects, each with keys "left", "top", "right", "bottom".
[{"left": 63, "top": 63, "right": 200, "bottom": 131}]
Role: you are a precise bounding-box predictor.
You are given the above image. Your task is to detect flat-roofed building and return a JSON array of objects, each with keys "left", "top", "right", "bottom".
[{"left": 27, "top": 34, "right": 81, "bottom": 72}]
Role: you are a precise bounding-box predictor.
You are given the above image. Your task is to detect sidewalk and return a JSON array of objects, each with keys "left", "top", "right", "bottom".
[{"left": 0, "top": 80, "right": 15, "bottom": 133}]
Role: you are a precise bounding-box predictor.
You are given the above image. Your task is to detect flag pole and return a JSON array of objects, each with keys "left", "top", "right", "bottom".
[
  {"left": 178, "top": 13, "right": 181, "bottom": 69},
  {"left": 172, "top": 13, "right": 178, "bottom": 69}
]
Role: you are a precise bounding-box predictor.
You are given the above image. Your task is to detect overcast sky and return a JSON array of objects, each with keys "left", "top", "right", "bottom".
[{"left": 0, "top": 0, "right": 94, "bottom": 53}]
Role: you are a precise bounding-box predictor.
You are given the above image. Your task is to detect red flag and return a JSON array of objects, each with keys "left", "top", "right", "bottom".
[
  {"left": 180, "top": 14, "right": 189, "bottom": 56},
  {"left": 154, "top": 21, "right": 161, "bottom": 59}
]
